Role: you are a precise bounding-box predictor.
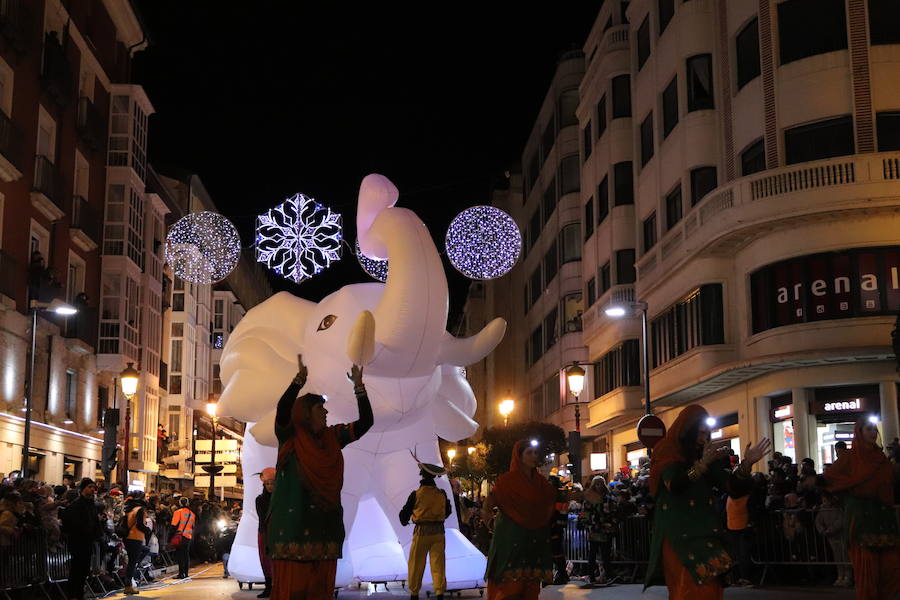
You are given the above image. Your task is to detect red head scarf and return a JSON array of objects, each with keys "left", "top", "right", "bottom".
[
  {"left": 824, "top": 416, "right": 893, "bottom": 505},
  {"left": 648, "top": 404, "right": 709, "bottom": 497},
  {"left": 491, "top": 440, "right": 557, "bottom": 529},
  {"left": 277, "top": 394, "right": 344, "bottom": 509}
]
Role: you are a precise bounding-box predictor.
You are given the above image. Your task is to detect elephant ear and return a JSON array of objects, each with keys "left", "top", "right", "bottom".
[{"left": 432, "top": 365, "right": 478, "bottom": 441}]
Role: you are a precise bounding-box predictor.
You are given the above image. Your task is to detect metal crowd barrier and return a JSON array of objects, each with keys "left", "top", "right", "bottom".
[
  {"left": 0, "top": 530, "right": 50, "bottom": 596},
  {"left": 562, "top": 512, "right": 650, "bottom": 582}
]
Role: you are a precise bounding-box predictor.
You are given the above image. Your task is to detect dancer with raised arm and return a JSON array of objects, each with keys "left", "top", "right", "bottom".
[
  {"left": 645, "top": 405, "right": 770, "bottom": 599},
  {"left": 268, "top": 355, "right": 373, "bottom": 600},
  {"left": 823, "top": 415, "right": 900, "bottom": 600}
]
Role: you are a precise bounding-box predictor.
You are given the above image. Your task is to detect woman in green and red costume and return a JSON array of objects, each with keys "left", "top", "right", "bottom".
[
  {"left": 481, "top": 440, "right": 556, "bottom": 600},
  {"left": 645, "top": 405, "right": 770, "bottom": 599},
  {"left": 268, "top": 355, "right": 373, "bottom": 600},
  {"left": 823, "top": 415, "right": 900, "bottom": 600}
]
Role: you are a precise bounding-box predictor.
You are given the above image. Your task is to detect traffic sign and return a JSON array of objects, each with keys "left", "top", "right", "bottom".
[
  {"left": 195, "top": 439, "right": 238, "bottom": 452},
  {"left": 636, "top": 414, "right": 666, "bottom": 449},
  {"left": 194, "top": 464, "right": 238, "bottom": 475},
  {"left": 195, "top": 475, "right": 237, "bottom": 488}
]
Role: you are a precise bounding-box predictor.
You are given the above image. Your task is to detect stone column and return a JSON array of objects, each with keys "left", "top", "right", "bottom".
[
  {"left": 791, "top": 388, "right": 812, "bottom": 461},
  {"left": 880, "top": 382, "right": 900, "bottom": 446}
]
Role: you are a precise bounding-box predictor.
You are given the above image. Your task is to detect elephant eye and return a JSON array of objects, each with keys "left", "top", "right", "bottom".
[{"left": 317, "top": 315, "right": 337, "bottom": 331}]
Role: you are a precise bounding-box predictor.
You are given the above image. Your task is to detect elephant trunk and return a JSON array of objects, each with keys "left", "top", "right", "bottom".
[{"left": 369, "top": 207, "right": 448, "bottom": 377}]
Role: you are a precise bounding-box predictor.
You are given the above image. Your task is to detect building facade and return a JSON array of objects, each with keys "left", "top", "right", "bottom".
[{"left": 580, "top": 0, "right": 900, "bottom": 477}]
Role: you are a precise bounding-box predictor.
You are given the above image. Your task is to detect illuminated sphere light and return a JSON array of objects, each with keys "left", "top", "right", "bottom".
[
  {"left": 165, "top": 211, "right": 241, "bottom": 284},
  {"left": 355, "top": 239, "right": 389, "bottom": 282},
  {"left": 256, "top": 193, "right": 342, "bottom": 283},
  {"left": 445, "top": 206, "right": 521, "bottom": 280}
]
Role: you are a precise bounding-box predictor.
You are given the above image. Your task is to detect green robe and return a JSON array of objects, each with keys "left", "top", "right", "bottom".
[
  {"left": 841, "top": 494, "right": 900, "bottom": 548},
  {"left": 484, "top": 512, "right": 553, "bottom": 584},
  {"left": 267, "top": 419, "right": 356, "bottom": 561},
  {"left": 645, "top": 463, "right": 740, "bottom": 588}
]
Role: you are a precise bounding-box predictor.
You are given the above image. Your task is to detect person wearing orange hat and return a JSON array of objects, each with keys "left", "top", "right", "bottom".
[{"left": 256, "top": 468, "right": 276, "bottom": 598}]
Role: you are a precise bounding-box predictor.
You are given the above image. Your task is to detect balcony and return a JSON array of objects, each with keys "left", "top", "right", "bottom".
[
  {"left": 159, "top": 361, "right": 168, "bottom": 391},
  {"left": 0, "top": 249, "right": 16, "bottom": 301},
  {"left": 0, "top": 108, "right": 22, "bottom": 182},
  {"left": 31, "top": 155, "right": 65, "bottom": 220},
  {"left": 64, "top": 305, "right": 97, "bottom": 349},
  {"left": 40, "top": 31, "right": 72, "bottom": 106},
  {"left": 0, "top": 0, "right": 30, "bottom": 54},
  {"left": 636, "top": 152, "right": 900, "bottom": 290},
  {"left": 600, "top": 24, "right": 629, "bottom": 55},
  {"left": 583, "top": 284, "right": 635, "bottom": 343},
  {"left": 69, "top": 196, "right": 101, "bottom": 252},
  {"left": 76, "top": 97, "right": 106, "bottom": 152}
]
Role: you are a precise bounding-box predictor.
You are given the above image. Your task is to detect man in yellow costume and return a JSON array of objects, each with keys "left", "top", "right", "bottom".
[{"left": 399, "top": 455, "right": 453, "bottom": 600}]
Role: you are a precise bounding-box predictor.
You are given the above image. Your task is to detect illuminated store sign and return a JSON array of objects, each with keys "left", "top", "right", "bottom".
[
  {"left": 823, "top": 399, "right": 861, "bottom": 412},
  {"left": 750, "top": 246, "right": 900, "bottom": 333}
]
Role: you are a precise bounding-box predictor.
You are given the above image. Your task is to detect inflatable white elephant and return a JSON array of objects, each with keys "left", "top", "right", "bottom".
[{"left": 221, "top": 174, "right": 506, "bottom": 590}]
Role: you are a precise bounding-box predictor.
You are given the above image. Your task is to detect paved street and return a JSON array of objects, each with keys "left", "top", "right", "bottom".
[{"left": 110, "top": 563, "right": 856, "bottom": 600}]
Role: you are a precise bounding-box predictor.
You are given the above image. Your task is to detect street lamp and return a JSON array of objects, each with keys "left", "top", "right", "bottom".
[
  {"left": 22, "top": 299, "right": 78, "bottom": 478},
  {"left": 205, "top": 397, "right": 222, "bottom": 500},
  {"left": 447, "top": 447, "right": 457, "bottom": 469},
  {"left": 604, "top": 300, "right": 652, "bottom": 416},
  {"left": 498, "top": 398, "right": 515, "bottom": 427},
  {"left": 467, "top": 446, "right": 476, "bottom": 455},
  {"left": 119, "top": 362, "right": 139, "bottom": 490}
]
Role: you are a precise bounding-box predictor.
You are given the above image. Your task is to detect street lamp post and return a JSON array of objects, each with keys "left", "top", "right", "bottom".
[
  {"left": 206, "top": 398, "right": 222, "bottom": 500},
  {"left": 119, "top": 363, "right": 139, "bottom": 491},
  {"left": 498, "top": 398, "right": 515, "bottom": 427},
  {"left": 605, "top": 301, "right": 652, "bottom": 416},
  {"left": 446, "top": 447, "right": 457, "bottom": 470},
  {"left": 22, "top": 299, "right": 78, "bottom": 479}
]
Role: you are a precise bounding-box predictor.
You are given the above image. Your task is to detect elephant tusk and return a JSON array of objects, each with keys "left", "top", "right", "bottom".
[{"left": 435, "top": 317, "right": 507, "bottom": 367}]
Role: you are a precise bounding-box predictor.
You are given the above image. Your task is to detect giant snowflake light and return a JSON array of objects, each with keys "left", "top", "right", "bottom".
[
  {"left": 165, "top": 211, "right": 241, "bottom": 285},
  {"left": 255, "top": 193, "right": 342, "bottom": 283},
  {"left": 445, "top": 205, "right": 521, "bottom": 280},
  {"left": 355, "top": 239, "right": 389, "bottom": 282}
]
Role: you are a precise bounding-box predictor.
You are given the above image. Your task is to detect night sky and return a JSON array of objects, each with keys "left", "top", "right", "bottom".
[{"left": 133, "top": 3, "right": 599, "bottom": 321}]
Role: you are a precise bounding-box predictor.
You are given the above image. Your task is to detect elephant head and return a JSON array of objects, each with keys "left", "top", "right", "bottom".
[{"left": 217, "top": 174, "right": 506, "bottom": 445}]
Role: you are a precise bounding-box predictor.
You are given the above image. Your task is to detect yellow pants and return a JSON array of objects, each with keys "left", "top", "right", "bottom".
[{"left": 408, "top": 531, "right": 446, "bottom": 595}]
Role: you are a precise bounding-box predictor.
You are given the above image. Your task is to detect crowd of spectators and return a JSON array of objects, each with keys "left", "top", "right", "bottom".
[{"left": 0, "top": 475, "right": 242, "bottom": 593}]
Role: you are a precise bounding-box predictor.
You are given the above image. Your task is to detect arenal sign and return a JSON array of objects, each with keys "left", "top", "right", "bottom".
[{"left": 750, "top": 246, "right": 900, "bottom": 334}]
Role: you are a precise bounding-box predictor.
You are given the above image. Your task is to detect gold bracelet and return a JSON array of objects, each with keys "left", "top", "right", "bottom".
[
  {"left": 292, "top": 375, "right": 306, "bottom": 385},
  {"left": 688, "top": 461, "right": 706, "bottom": 481}
]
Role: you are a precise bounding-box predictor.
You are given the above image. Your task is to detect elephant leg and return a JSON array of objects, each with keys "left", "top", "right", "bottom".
[{"left": 337, "top": 444, "right": 375, "bottom": 586}]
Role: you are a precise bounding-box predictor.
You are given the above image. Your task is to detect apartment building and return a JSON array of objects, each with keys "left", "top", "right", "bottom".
[
  {"left": 467, "top": 0, "right": 900, "bottom": 482},
  {"left": 0, "top": 0, "right": 151, "bottom": 484},
  {"left": 579, "top": 0, "right": 900, "bottom": 476}
]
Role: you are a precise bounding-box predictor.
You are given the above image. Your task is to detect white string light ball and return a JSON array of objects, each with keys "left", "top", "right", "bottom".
[
  {"left": 445, "top": 205, "right": 521, "bottom": 280},
  {"left": 255, "top": 193, "right": 342, "bottom": 283},
  {"left": 355, "top": 239, "right": 389, "bottom": 282},
  {"left": 165, "top": 211, "right": 241, "bottom": 284}
]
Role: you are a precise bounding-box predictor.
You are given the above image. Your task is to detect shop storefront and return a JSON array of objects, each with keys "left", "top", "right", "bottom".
[{"left": 709, "top": 412, "right": 741, "bottom": 456}]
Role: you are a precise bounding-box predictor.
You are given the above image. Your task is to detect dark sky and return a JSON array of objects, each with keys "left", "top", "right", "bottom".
[{"left": 133, "top": 3, "right": 599, "bottom": 321}]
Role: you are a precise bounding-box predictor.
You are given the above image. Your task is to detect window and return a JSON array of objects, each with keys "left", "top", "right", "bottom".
[
  {"left": 214, "top": 298, "right": 224, "bottom": 329},
  {"left": 616, "top": 249, "right": 636, "bottom": 284},
  {"left": 877, "top": 112, "right": 900, "bottom": 151},
  {"left": 613, "top": 162, "right": 634, "bottom": 205},
  {"left": 640, "top": 112, "right": 655, "bottom": 166},
  {"left": 544, "top": 308, "right": 559, "bottom": 351},
  {"left": 596, "top": 95, "right": 607, "bottom": 137},
  {"left": 658, "top": 0, "right": 674, "bottom": 34},
  {"left": 542, "top": 177, "right": 557, "bottom": 224},
  {"left": 620, "top": 0, "right": 630, "bottom": 24},
  {"left": 584, "top": 197, "right": 594, "bottom": 240},
  {"left": 686, "top": 54, "right": 714, "bottom": 111},
  {"left": 558, "top": 89, "right": 579, "bottom": 128},
  {"left": 527, "top": 208, "right": 541, "bottom": 251},
  {"left": 0, "top": 56, "right": 13, "bottom": 117},
  {"left": 65, "top": 370, "right": 77, "bottom": 419},
  {"left": 779, "top": 0, "right": 848, "bottom": 65},
  {"left": 665, "top": 185, "right": 682, "bottom": 230},
  {"left": 559, "top": 155, "right": 580, "bottom": 194},
  {"left": 542, "top": 376, "right": 558, "bottom": 416},
  {"left": 583, "top": 121, "right": 593, "bottom": 161},
  {"left": 526, "top": 153, "right": 539, "bottom": 196},
  {"left": 171, "top": 339, "right": 183, "bottom": 372},
  {"left": 637, "top": 17, "right": 651, "bottom": 69},
  {"left": 544, "top": 244, "right": 558, "bottom": 284},
  {"left": 662, "top": 77, "right": 678, "bottom": 138},
  {"left": 600, "top": 262, "right": 611, "bottom": 293},
  {"left": 643, "top": 213, "right": 658, "bottom": 252},
  {"left": 651, "top": 284, "right": 724, "bottom": 367},
  {"left": 587, "top": 277, "right": 597, "bottom": 307},
  {"left": 690, "top": 167, "right": 717, "bottom": 206},
  {"left": 530, "top": 326, "right": 543, "bottom": 363},
  {"left": 741, "top": 139, "right": 766, "bottom": 176},
  {"left": 784, "top": 116, "right": 854, "bottom": 165},
  {"left": 561, "top": 293, "right": 584, "bottom": 333},
  {"left": 869, "top": 0, "right": 900, "bottom": 45},
  {"left": 171, "top": 322, "right": 183, "bottom": 337},
  {"left": 529, "top": 266, "right": 542, "bottom": 306},
  {"left": 597, "top": 176, "right": 610, "bottom": 224},
  {"left": 560, "top": 223, "right": 582, "bottom": 263},
  {"left": 612, "top": 75, "right": 631, "bottom": 118},
  {"left": 593, "top": 339, "right": 640, "bottom": 397},
  {"left": 169, "top": 375, "right": 182, "bottom": 395},
  {"left": 541, "top": 120, "right": 555, "bottom": 162},
  {"left": 736, "top": 18, "right": 760, "bottom": 89},
  {"left": 66, "top": 252, "right": 85, "bottom": 305}
]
